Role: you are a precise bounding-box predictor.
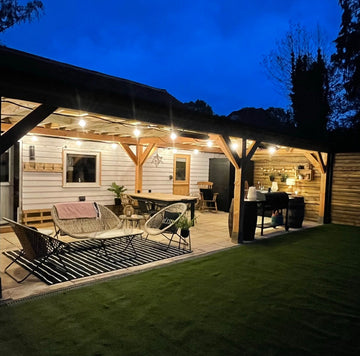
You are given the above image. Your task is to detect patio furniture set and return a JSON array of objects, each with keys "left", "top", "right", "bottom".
[{"left": 3, "top": 197, "right": 193, "bottom": 284}]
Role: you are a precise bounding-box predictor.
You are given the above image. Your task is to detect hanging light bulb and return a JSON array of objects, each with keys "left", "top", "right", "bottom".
[
  {"left": 268, "top": 146, "right": 277, "bottom": 155},
  {"left": 134, "top": 128, "right": 141, "bottom": 137}
]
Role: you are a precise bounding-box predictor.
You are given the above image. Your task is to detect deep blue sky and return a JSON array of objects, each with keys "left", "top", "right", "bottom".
[{"left": 1, "top": 0, "right": 342, "bottom": 115}]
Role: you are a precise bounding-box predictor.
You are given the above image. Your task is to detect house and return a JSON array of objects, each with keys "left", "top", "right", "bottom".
[{"left": 1, "top": 46, "right": 359, "bottom": 241}]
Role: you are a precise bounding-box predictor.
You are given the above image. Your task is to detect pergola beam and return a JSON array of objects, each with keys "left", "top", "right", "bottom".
[{"left": 1, "top": 104, "right": 57, "bottom": 154}]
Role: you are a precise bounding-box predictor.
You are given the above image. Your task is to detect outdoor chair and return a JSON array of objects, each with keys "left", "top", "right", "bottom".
[
  {"left": 143, "top": 203, "right": 190, "bottom": 251},
  {"left": 136, "top": 199, "right": 158, "bottom": 219},
  {"left": 3, "top": 217, "right": 70, "bottom": 283},
  {"left": 197, "top": 182, "right": 218, "bottom": 212}
]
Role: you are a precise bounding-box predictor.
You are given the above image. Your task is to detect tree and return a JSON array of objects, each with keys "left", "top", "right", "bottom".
[
  {"left": 331, "top": 0, "right": 360, "bottom": 127},
  {"left": 184, "top": 99, "right": 213, "bottom": 115},
  {"left": 263, "top": 23, "right": 332, "bottom": 135},
  {"left": 0, "top": 0, "right": 43, "bottom": 33},
  {"left": 262, "top": 23, "right": 331, "bottom": 98},
  {"left": 290, "top": 49, "right": 330, "bottom": 136}
]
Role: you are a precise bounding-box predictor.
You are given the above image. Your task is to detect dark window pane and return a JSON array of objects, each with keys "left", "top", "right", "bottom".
[
  {"left": 0, "top": 151, "right": 9, "bottom": 182},
  {"left": 175, "top": 158, "right": 186, "bottom": 181},
  {"left": 66, "top": 153, "right": 96, "bottom": 183}
]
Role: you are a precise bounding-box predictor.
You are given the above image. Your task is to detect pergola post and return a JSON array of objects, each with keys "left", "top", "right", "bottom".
[
  {"left": 304, "top": 151, "right": 328, "bottom": 223},
  {"left": 120, "top": 142, "right": 156, "bottom": 193},
  {"left": 210, "top": 135, "right": 260, "bottom": 243}
]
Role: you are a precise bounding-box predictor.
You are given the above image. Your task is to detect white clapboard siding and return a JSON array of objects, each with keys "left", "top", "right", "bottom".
[
  {"left": 21, "top": 136, "right": 135, "bottom": 210},
  {"left": 21, "top": 137, "right": 226, "bottom": 210}
]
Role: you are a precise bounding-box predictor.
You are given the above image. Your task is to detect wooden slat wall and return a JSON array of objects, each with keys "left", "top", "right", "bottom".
[
  {"left": 252, "top": 152, "right": 321, "bottom": 222},
  {"left": 331, "top": 153, "right": 360, "bottom": 226}
]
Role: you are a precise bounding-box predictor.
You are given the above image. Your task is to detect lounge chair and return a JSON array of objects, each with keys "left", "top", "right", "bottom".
[
  {"left": 3, "top": 217, "right": 70, "bottom": 283},
  {"left": 144, "top": 203, "right": 190, "bottom": 250}
]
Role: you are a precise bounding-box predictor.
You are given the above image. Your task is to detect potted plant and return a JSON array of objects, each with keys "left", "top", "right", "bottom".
[
  {"left": 176, "top": 215, "right": 196, "bottom": 238},
  {"left": 107, "top": 182, "right": 127, "bottom": 205}
]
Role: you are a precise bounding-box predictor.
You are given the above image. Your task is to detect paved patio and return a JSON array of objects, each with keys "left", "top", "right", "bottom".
[{"left": 0, "top": 211, "right": 318, "bottom": 302}]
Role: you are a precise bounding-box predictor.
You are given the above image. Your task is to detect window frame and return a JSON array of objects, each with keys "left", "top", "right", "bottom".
[{"left": 62, "top": 148, "right": 101, "bottom": 188}]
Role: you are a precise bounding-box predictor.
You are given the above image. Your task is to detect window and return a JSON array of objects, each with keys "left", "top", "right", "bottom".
[
  {"left": 63, "top": 149, "right": 100, "bottom": 187},
  {"left": 0, "top": 151, "right": 10, "bottom": 182}
]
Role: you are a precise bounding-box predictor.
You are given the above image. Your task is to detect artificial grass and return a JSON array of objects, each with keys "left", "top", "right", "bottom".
[{"left": 1, "top": 224, "right": 360, "bottom": 356}]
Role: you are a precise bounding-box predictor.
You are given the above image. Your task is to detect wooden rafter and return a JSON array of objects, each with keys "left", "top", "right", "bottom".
[
  {"left": 209, "top": 134, "right": 241, "bottom": 169},
  {"left": 1, "top": 104, "right": 57, "bottom": 154},
  {"left": 120, "top": 144, "right": 137, "bottom": 164},
  {"left": 139, "top": 143, "right": 156, "bottom": 166}
]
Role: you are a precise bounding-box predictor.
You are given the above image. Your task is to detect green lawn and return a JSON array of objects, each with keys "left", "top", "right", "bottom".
[{"left": 1, "top": 224, "right": 360, "bottom": 356}]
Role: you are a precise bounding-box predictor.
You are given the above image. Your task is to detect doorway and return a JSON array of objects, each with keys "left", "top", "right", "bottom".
[
  {"left": 173, "top": 154, "right": 190, "bottom": 195},
  {"left": 0, "top": 147, "right": 14, "bottom": 223}
]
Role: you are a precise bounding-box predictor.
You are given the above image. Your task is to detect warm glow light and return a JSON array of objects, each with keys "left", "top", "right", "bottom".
[
  {"left": 133, "top": 128, "right": 141, "bottom": 137},
  {"left": 170, "top": 132, "right": 177, "bottom": 140},
  {"left": 231, "top": 142, "right": 238, "bottom": 150},
  {"left": 207, "top": 140, "right": 213, "bottom": 147},
  {"left": 79, "top": 119, "right": 86, "bottom": 128},
  {"left": 76, "top": 140, "right": 82, "bottom": 146},
  {"left": 112, "top": 143, "right": 118, "bottom": 149},
  {"left": 31, "top": 136, "right": 38, "bottom": 142},
  {"left": 268, "top": 146, "right": 276, "bottom": 155},
  {"left": 194, "top": 149, "right": 199, "bottom": 154}
]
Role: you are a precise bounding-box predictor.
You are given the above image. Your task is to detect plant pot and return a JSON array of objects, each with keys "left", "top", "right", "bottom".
[
  {"left": 181, "top": 228, "right": 190, "bottom": 238},
  {"left": 114, "top": 197, "right": 122, "bottom": 206}
]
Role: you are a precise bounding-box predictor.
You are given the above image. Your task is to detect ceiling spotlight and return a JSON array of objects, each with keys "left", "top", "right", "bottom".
[
  {"left": 79, "top": 119, "right": 86, "bottom": 128},
  {"left": 207, "top": 140, "right": 213, "bottom": 147},
  {"left": 170, "top": 132, "right": 177, "bottom": 140},
  {"left": 231, "top": 142, "right": 238, "bottom": 150},
  {"left": 133, "top": 128, "right": 141, "bottom": 137},
  {"left": 194, "top": 149, "right": 199, "bottom": 154},
  {"left": 268, "top": 146, "right": 277, "bottom": 155},
  {"left": 31, "top": 136, "right": 38, "bottom": 142},
  {"left": 111, "top": 143, "right": 118, "bottom": 149}
]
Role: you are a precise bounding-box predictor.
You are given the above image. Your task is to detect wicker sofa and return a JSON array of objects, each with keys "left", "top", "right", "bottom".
[{"left": 51, "top": 202, "right": 122, "bottom": 239}]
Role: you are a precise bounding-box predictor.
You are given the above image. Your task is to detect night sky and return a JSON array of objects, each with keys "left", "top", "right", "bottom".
[{"left": 1, "top": 0, "right": 342, "bottom": 115}]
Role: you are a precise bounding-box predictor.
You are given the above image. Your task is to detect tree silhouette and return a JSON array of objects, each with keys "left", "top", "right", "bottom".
[
  {"left": 290, "top": 49, "right": 330, "bottom": 136},
  {"left": 332, "top": 0, "right": 360, "bottom": 128},
  {"left": 0, "top": 0, "right": 43, "bottom": 33},
  {"left": 184, "top": 99, "right": 213, "bottom": 115}
]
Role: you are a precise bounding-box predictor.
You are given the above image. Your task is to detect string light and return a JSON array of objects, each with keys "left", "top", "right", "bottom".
[
  {"left": 170, "top": 132, "right": 177, "bottom": 140},
  {"left": 134, "top": 128, "right": 141, "bottom": 137}
]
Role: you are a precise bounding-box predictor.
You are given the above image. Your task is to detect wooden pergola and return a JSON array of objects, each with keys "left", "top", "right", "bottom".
[{"left": 0, "top": 47, "right": 332, "bottom": 245}]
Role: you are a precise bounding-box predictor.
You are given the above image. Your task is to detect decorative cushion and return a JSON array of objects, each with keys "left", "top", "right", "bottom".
[
  {"left": 160, "top": 211, "right": 180, "bottom": 233},
  {"left": 200, "top": 188, "right": 213, "bottom": 200}
]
